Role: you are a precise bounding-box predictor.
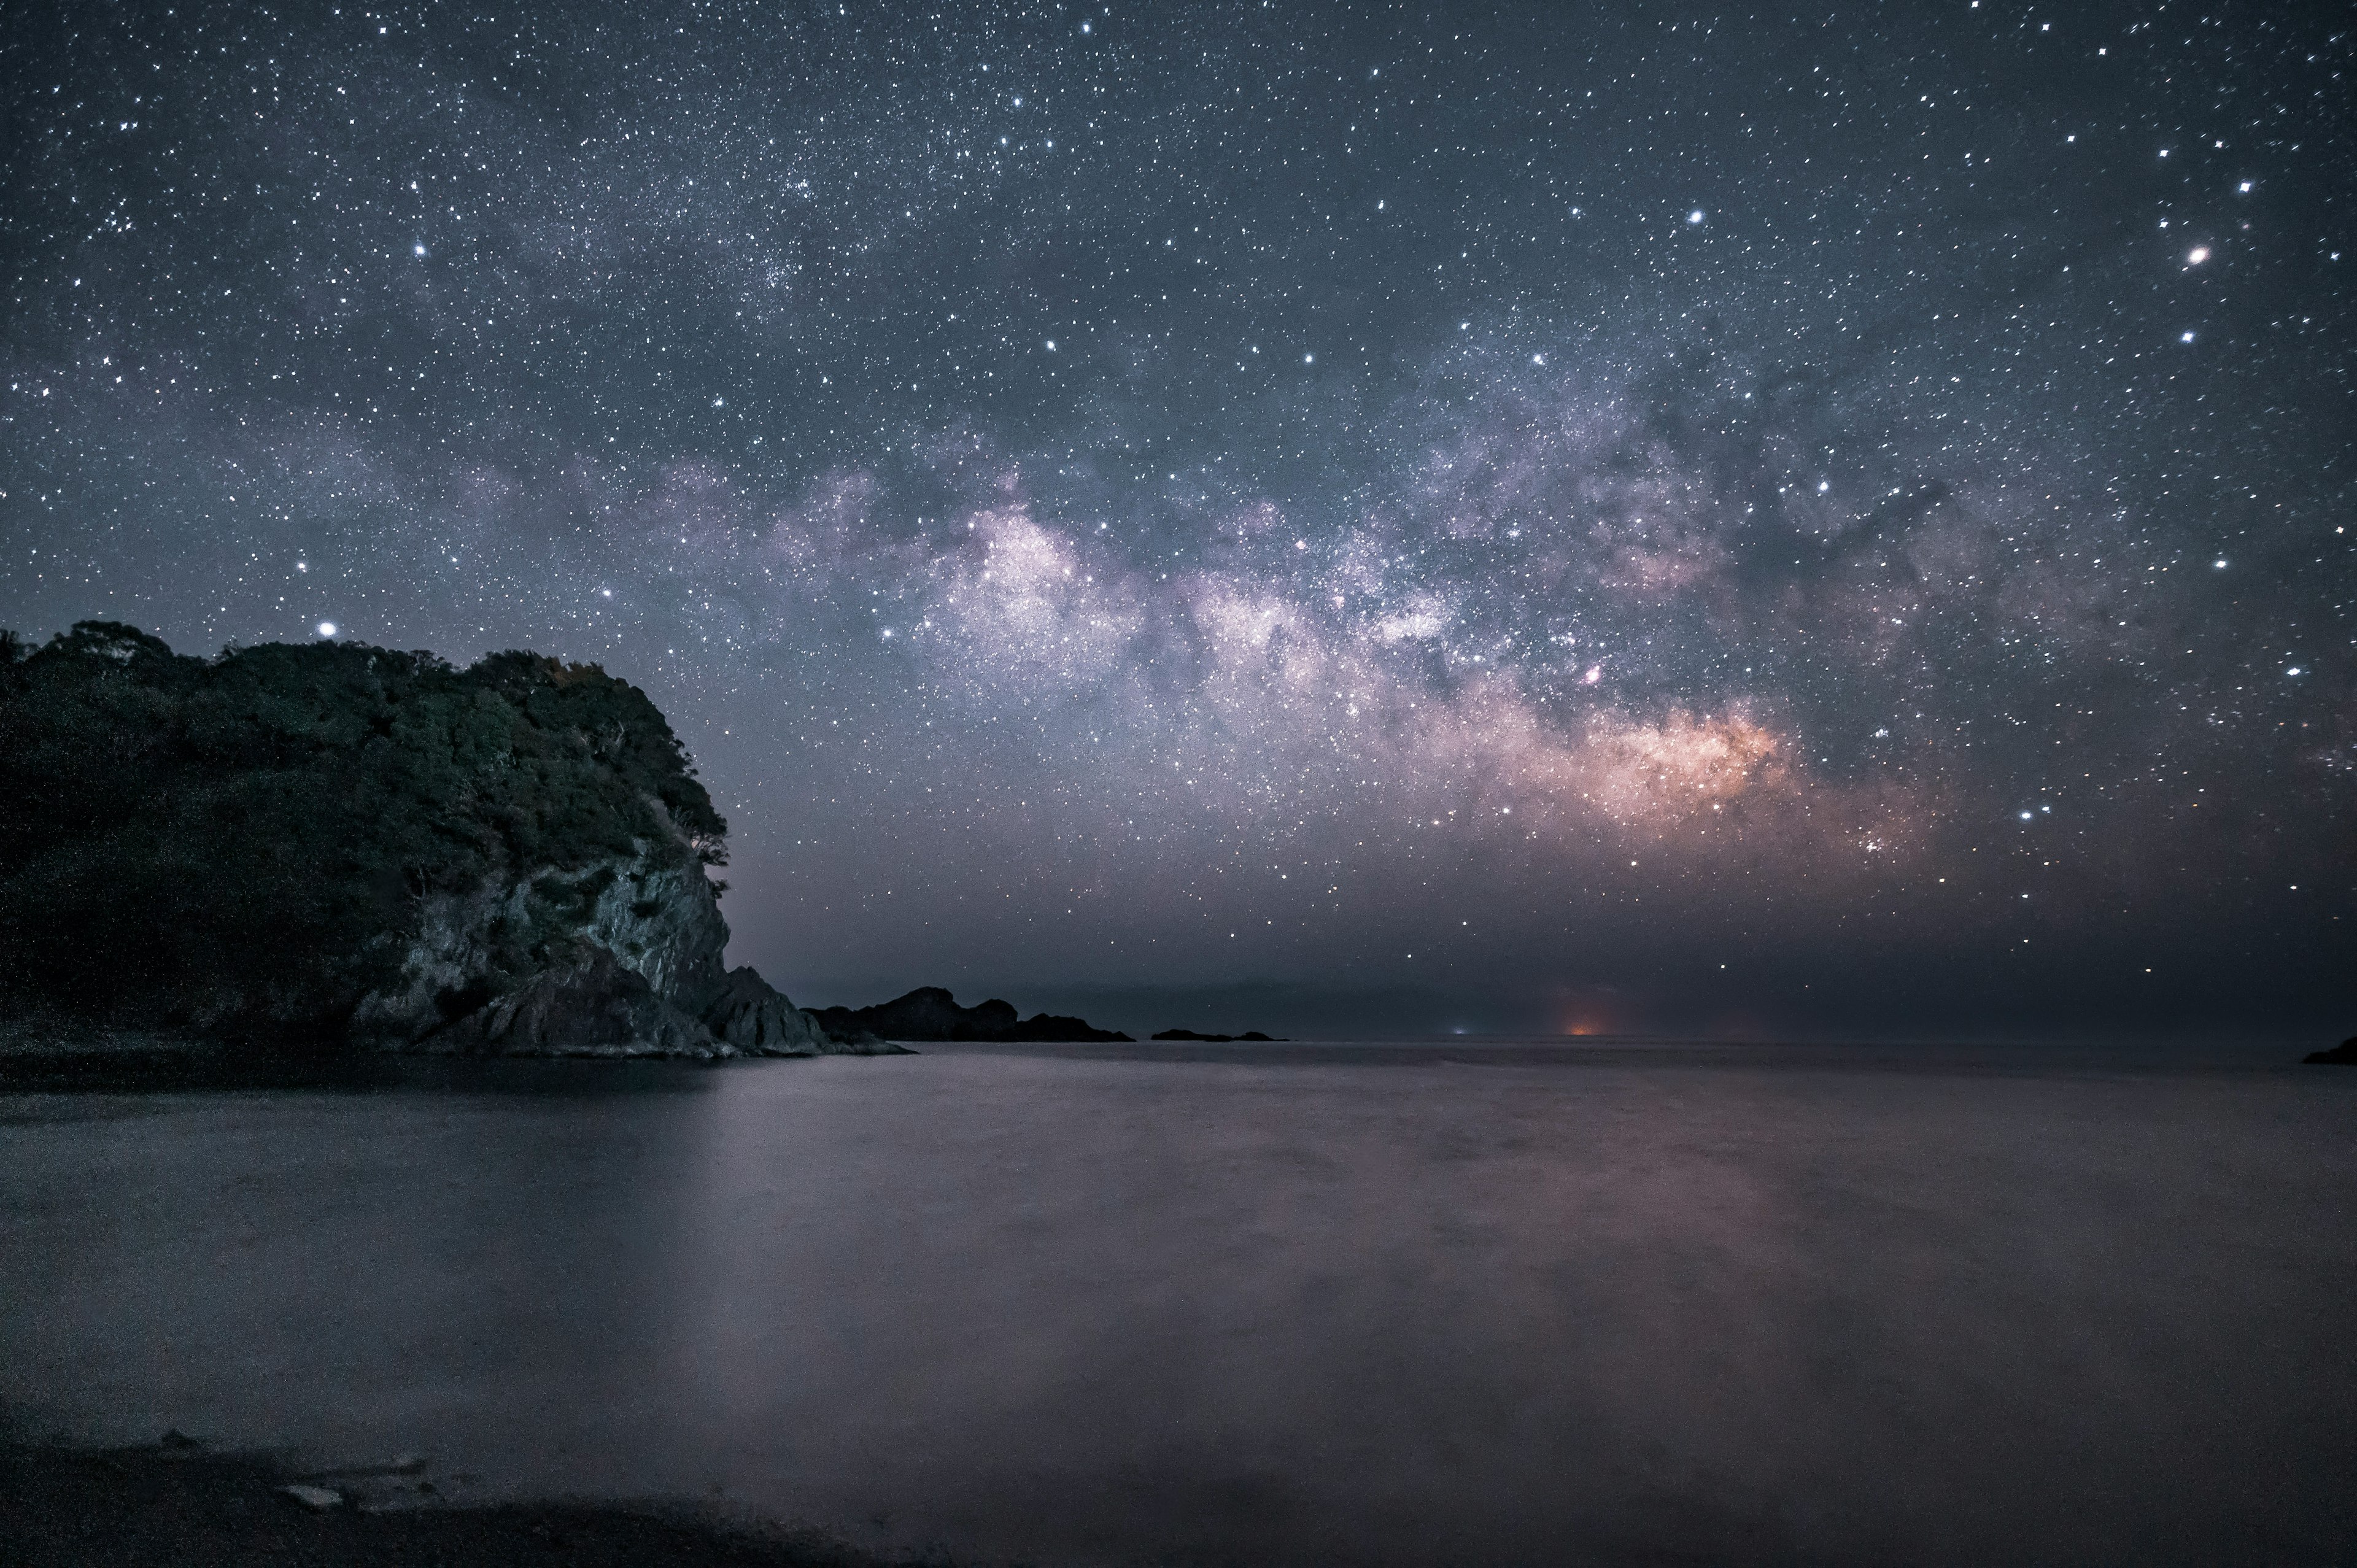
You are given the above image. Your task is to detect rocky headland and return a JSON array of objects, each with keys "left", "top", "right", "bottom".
[
  {"left": 0, "top": 622, "right": 890, "bottom": 1067},
  {"left": 808, "top": 986, "right": 1131, "bottom": 1043}
]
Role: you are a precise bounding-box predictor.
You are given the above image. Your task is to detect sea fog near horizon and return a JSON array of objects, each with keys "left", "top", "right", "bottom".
[{"left": 5, "top": 1038, "right": 2353, "bottom": 1566}]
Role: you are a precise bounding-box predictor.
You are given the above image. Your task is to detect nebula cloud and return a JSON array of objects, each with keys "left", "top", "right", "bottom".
[{"left": 2, "top": 1, "right": 2347, "bottom": 1035}]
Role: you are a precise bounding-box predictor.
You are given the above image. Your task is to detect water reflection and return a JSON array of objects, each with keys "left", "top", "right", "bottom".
[{"left": 4, "top": 1044, "right": 2353, "bottom": 1565}]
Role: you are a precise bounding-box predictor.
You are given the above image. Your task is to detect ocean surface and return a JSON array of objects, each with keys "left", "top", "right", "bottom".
[{"left": 4, "top": 1039, "right": 2353, "bottom": 1566}]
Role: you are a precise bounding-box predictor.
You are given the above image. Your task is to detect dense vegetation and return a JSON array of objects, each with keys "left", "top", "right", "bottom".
[{"left": 0, "top": 622, "right": 726, "bottom": 1038}]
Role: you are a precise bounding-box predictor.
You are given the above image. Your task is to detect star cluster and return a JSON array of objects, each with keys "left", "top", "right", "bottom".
[{"left": 4, "top": 1, "right": 2350, "bottom": 1036}]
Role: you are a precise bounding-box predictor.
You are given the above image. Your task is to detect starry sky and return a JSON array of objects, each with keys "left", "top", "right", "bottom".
[{"left": 4, "top": 1, "right": 2351, "bottom": 1040}]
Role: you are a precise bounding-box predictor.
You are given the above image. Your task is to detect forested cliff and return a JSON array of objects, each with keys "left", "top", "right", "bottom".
[{"left": 0, "top": 621, "right": 865, "bottom": 1058}]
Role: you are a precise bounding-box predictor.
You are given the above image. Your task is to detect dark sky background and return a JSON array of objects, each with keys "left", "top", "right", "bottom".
[{"left": 4, "top": 1, "right": 2350, "bottom": 1040}]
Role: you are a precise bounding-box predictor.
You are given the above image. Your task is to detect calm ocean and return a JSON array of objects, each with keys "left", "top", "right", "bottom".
[{"left": 5, "top": 1040, "right": 2352, "bottom": 1565}]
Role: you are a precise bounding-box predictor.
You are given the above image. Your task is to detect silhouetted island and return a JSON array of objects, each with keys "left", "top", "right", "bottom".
[
  {"left": 1151, "top": 1029, "right": 1282, "bottom": 1042},
  {"left": 2303, "top": 1036, "right": 2357, "bottom": 1065},
  {"left": 0, "top": 622, "right": 894, "bottom": 1068},
  {"left": 810, "top": 987, "right": 1131, "bottom": 1043}
]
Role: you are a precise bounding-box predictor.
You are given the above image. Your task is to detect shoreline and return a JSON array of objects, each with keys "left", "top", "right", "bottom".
[
  {"left": 1, "top": 1437, "right": 897, "bottom": 1568},
  {"left": 0, "top": 1025, "right": 915, "bottom": 1094},
  {"left": 4, "top": 1029, "right": 2336, "bottom": 1092}
]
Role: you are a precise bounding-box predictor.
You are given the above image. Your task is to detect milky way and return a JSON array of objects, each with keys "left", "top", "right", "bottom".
[{"left": 4, "top": 2, "right": 2350, "bottom": 1037}]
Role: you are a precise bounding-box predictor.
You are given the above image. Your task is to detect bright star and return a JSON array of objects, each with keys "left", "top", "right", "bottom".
[
  {"left": 1687, "top": 209, "right": 1705, "bottom": 224},
  {"left": 412, "top": 243, "right": 427, "bottom": 257},
  {"left": 2180, "top": 331, "right": 2196, "bottom": 343},
  {"left": 2186, "top": 247, "right": 2209, "bottom": 264},
  {"left": 316, "top": 622, "right": 337, "bottom": 638}
]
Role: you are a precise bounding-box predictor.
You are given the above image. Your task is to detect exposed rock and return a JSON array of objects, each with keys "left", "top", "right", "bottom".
[
  {"left": 695, "top": 966, "right": 827, "bottom": 1057},
  {"left": 278, "top": 1484, "right": 344, "bottom": 1512},
  {"left": 350, "top": 844, "right": 773, "bottom": 1058},
  {"left": 810, "top": 986, "right": 1129, "bottom": 1043},
  {"left": 819, "top": 1034, "right": 918, "bottom": 1056},
  {"left": 416, "top": 944, "right": 726, "bottom": 1059},
  {"left": 354, "top": 852, "right": 892, "bottom": 1057},
  {"left": 2303, "top": 1036, "right": 2357, "bottom": 1065},
  {"left": 1150, "top": 1029, "right": 1280, "bottom": 1042},
  {"left": 354, "top": 860, "right": 888, "bottom": 1059}
]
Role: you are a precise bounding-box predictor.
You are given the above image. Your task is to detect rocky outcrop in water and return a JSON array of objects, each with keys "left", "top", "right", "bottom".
[
  {"left": 0, "top": 621, "right": 888, "bottom": 1061},
  {"left": 2303, "top": 1036, "right": 2357, "bottom": 1065},
  {"left": 1150, "top": 1029, "right": 1280, "bottom": 1042},
  {"left": 810, "top": 986, "right": 1130, "bottom": 1043}
]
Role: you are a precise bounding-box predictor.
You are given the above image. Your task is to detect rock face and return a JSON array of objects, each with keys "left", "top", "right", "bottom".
[
  {"left": 810, "top": 986, "right": 1131, "bottom": 1043},
  {"left": 700, "top": 966, "right": 830, "bottom": 1056},
  {"left": 1150, "top": 1029, "right": 1280, "bottom": 1042},
  {"left": 404, "top": 946, "right": 716, "bottom": 1059},
  {"left": 2304, "top": 1036, "right": 2357, "bottom": 1065},
  {"left": 352, "top": 843, "right": 872, "bottom": 1059}
]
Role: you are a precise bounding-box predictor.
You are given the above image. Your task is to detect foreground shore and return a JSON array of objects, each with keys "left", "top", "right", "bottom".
[{"left": 1, "top": 1440, "right": 896, "bottom": 1568}]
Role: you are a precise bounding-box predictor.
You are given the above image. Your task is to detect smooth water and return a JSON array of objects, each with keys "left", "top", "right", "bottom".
[{"left": 4, "top": 1041, "right": 2353, "bottom": 1566}]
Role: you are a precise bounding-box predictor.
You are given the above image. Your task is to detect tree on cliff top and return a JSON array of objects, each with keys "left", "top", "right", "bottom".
[{"left": 0, "top": 622, "right": 727, "bottom": 1038}]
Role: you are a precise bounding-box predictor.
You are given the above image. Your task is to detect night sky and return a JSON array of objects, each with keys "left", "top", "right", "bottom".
[{"left": 4, "top": 1, "right": 2350, "bottom": 1040}]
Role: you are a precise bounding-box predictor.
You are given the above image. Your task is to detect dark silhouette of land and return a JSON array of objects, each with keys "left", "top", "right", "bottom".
[
  {"left": 810, "top": 987, "right": 1129, "bottom": 1042},
  {"left": 0, "top": 622, "right": 869, "bottom": 1067}
]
